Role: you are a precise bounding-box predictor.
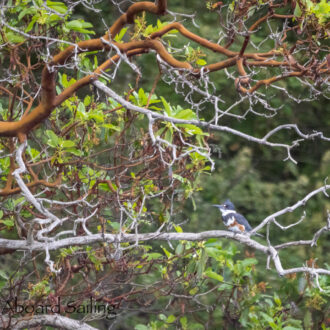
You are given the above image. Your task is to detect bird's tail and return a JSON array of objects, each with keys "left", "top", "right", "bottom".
[{"left": 252, "top": 232, "right": 264, "bottom": 238}]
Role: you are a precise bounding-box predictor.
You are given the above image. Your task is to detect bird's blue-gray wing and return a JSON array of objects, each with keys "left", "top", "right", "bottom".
[{"left": 234, "top": 213, "right": 252, "bottom": 231}]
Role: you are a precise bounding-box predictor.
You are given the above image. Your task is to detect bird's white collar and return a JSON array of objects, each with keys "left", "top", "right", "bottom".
[{"left": 220, "top": 209, "right": 236, "bottom": 216}]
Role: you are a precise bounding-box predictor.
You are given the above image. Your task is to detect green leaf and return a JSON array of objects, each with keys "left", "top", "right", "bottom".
[
  {"left": 205, "top": 238, "right": 222, "bottom": 248},
  {"left": 25, "top": 16, "right": 38, "bottom": 33},
  {"left": 161, "top": 96, "right": 172, "bottom": 116},
  {"left": 304, "top": 311, "right": 312, "bottom": 328},
  {"left": 0, "top": 210, "right": 3, "bottom": 219},
  {"left": 66, "top": 20, "right": 95, "bottom": 34},
  {"left": 77, "top": 102, "right": 86, "bottom": 119},
  {"left": 176, "top": 244, "right": 184, "bottom": 256},
  {"left": 84, "top": 95, "right": 91, "bottom": 106},
  {"left": 173, "top": 224, "right": 183, "bottom": 233},
  {"left": 196, "top": 249, "right": 208, "bottom": 278},
  {"left": 47, "top": 0, "right": 68, "bottom": 14},
  {"left": 0, "top": 270, "right": 8, "bottom": 280},
  {"left": 178, "top": 124, "right": 205, "bottom": 136},
  {"left": 294, "top": 3, "right": 302, "bottom": 17},
  {"left": 180, "top": 317, "right": 188, "bottom": 329},
  {"left": 162, "top": 246, "right": 172, "bottom": 258},
  {"left": 94, "top": 55, "right": 98, "bottom": 69},
  {"left": 313, "top": 0, "right": 330, "bottom": 24},
  {"left": 196, "top": 59, "right": 207, "bottom": 66},
  {"left": 241, "top": 258, "right": 258, "bottom": 267},
  {"left": 61, "top": 140, "right": 75, "bottom": 148},
  {"left": 218, "top": 283, "right": 234, "bottom": 291},
  {"left": 175, "top": 109, "right": 196, "bottom": 120},
  {"left": 18, "top": 7, "right": 37, "bottom": 20},
  {"left": 14, "top": 197, "right": 25, "bottom": 206},
  {"left": 88, "top": 112, "right": 104, "bottom": 123},
  {"left": 27, "top": 147, "right": 41, "bottom": 160},
  {"left": 77, "top": 102, "right": 86, "bottom": 113},
  {"left": 109, "top": 222, "right": 120, "bottom": 231},
  {"left": 114, "top": 27, "right": 128, "bottom": 42},
  {"left": 172, "top": 174, "right": 186, "bottom": 183},
  {"left": 103, "top": 123, "right": 121, "bottom": 132},
  {"left": 138, "top": 88, "right": 147, "bottom": 105},
  {"left": 229, "top": 1, "right": 235, "bottom": 11},
  {"left": 5, "top": 31, "right": 26, "bottom": 43},
  {"left": 189, "top": 287, "right": 198, "bottom": 295},
  {"left": 260, "top": 312, "right": 275, "bottom": 324},
  {"left": 1, "top": 219, "right": 14, "bottom": 227},
  {"left": 66, "top": 148, "right": 82, "bottom": 156},
  {"left": 99, "top": 183, "right": 112, "bottom": 192},
  {"left": 274, "top": 293, "right": 281, "bottom": 306},
  {"left": 135, "top": 325, "right": 149, "bottom": 330},
  {"left": 167, "top": 315, "right": 176, "bottom": 323},
  {"left": 46, "top": 130, "right": 60, "bottom": 147},
  {"left": 205, "top": 247, "right": 221, "bottom": 260},
  {"left": 146, "top": 253, "right": 163, "bottom": 261},
  {"left": 204, "top": 269, "right": 224, "bottom": 282},
  {"left": 61, "top": 73, "right": 68, "bottom": 88},
  {"left": 164, "top": 129, "right": 173, "bottom": 143}
]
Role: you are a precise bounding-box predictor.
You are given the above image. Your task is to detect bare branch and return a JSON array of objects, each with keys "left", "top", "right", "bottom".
[
  {"left": 4, "top": 314, "right": 98, "bottom": 330},
  {"left": 93, "top": 80, "right": 330, "bottom": 163},
  {"left": 252, "top": 184, "right": 330, "bottom": 233}
]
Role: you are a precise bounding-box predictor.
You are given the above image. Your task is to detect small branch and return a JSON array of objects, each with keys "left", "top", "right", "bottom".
[{"left": 252, "top": 184, "right": 330, "bottom": 233}]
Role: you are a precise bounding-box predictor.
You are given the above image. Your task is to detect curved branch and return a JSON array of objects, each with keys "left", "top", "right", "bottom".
[
  {"left": 0, "top": 174, "right": 62, "bottom": 196},
  {"left": 108, "top": 0, "right": 167, "bottom": 38},
  {"left": 1, "top": 142, "right": 329, "bottom": 285},
  {"left": 252, "top": 184, "right": 330, "bottom": 233},
  {"left": 5, "top": 314, "right": 97, "bottom": 330},
  {"left": 92, "top": 80, "right": 330, "bottom": 163},
  {"left": 0, "top": 0, "right": 326, "bottom": 137},
  {"left": 0, "top": 230, "right": 329, "bottom": 278},
  {"left": 149, "top": 21, "right": 281, "bottom": 59},
  {"left": 0, "top": 34, "right": 191, "bottom": 137}
]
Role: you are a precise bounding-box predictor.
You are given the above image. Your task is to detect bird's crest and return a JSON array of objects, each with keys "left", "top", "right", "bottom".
[{"left": 223, "top": 199, "right": 235, "bottom": 210}]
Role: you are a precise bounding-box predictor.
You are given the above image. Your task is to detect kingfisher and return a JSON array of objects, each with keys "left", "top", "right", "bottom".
[{"left": 213, "top": 199, "right": 263, "bottom": 237}]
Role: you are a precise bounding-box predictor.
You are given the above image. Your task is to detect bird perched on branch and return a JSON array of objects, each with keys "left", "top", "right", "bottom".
[{"left": 213, "top": 200, "right": 263, "bottom": 237}]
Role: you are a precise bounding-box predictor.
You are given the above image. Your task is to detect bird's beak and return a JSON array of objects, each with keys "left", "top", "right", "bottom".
[{"left": 212, "top": 204, "right": 223, "bottom": 208}]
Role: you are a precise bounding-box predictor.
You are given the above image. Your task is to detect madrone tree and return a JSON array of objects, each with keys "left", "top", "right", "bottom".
[{"left": 0, "top": 0, "right": 329, "bottom": 329}]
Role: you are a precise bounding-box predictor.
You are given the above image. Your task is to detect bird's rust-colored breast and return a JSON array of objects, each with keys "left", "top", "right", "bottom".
[{"left": 229, "top": 221, "right": 245, "bottom": 232}]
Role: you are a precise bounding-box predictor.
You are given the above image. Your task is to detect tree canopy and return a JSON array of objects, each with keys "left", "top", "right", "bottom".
[{"left": 0, "top": 0, "right": 329, "bottom": 329}]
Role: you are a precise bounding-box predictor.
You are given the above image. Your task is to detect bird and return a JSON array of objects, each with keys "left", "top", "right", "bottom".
[{"left": 213, "top": 199, "right": 263, "bottom": 237}]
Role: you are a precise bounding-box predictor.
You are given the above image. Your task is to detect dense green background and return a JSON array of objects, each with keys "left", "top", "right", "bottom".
[
  {"left": 83, "top": 1, "right": 330, "bottom": 328},
  {"left": 0, "top": 0, "right": 329, "bottom": 329}
]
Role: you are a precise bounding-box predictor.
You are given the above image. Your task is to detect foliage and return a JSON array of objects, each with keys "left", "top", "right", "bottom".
[{"left": 0, "top": 0, "right": 329, "bottom": 329}]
